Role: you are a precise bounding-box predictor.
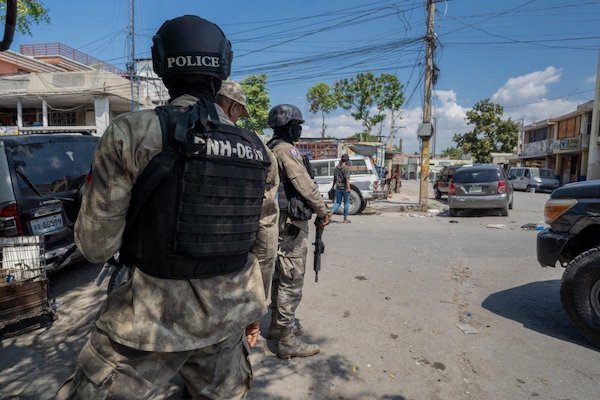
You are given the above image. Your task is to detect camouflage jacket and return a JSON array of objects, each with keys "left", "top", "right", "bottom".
[
  {"left": 75, "top": 94, "right": 279, "bottom": 351},
  {"left": 269, "top": 141, "right": 328, "bottom": 224}
]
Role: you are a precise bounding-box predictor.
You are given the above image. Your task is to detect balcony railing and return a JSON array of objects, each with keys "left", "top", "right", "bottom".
[
  {"left": 522, "top": 139, "right": 552, "bottom": 157},
  {"left": 20, "top": 43, "right": 125, "bottom": 76}
]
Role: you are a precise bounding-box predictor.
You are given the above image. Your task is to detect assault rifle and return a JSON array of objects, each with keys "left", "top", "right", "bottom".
[{"left": 313, "top": 217, "right": 325, "bottom": 282}]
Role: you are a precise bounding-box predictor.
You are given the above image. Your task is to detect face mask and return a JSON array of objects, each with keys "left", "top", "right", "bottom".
[{"left": 290, "top": 124, "right": 302, "bottom": 142}]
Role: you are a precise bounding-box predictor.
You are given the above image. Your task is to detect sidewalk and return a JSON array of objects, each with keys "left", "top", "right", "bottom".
[{"left": 367, "top": 178, "right": 446, "bottom": 213}]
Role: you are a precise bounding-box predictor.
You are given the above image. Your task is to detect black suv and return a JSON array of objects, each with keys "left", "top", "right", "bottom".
[
  {"left": 0, "top": 134, "right": 99, "bottom": 271},
  {"left": 537, "top": 180, "right": 600, "bottom": 347}
]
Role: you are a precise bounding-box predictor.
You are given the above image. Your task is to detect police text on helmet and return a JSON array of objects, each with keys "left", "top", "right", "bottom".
[{"left": 167, "top": 55, "right": 220, "bottom": 69}]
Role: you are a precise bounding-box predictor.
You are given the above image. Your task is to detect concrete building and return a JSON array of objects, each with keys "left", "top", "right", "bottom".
[
  {"left": 550, "top": 100, "right": 593, "bottom": 183},
  {"left": 516, "top": 101, "right": 594, "bottom": 184},
  {"left": 0, "top": 43, "right": 151, "bottom": 136}
]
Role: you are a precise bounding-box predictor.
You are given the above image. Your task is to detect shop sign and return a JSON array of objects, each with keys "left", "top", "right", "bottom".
[{"left": 553, "top": 138, "right": 580, "bottom": 153}]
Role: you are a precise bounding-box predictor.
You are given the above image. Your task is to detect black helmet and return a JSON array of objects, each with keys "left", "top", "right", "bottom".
[
  {"left": 341, "top": 154, "right": 349, "bottom": 162},
  {"left": 267, "top": 104, "right": 305, "bottom": 128},
  {"left": 152, "top": 15, "right": 232, "bottom": 80}
]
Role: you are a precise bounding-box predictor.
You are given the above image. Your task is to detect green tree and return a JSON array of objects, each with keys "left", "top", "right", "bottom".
[
  {"left": 306, "top": 82, "right": 338, "bottom": 139},
  {"left": 376, "top": 73, "right": 404, "bottom": 140},
  {"left": 0, "top": 0, "right": 50, "bottom": 35},
  {"left": 440, "top": 146, "right": 463, "bottom": 159},
  {"left": 239, "top": 74, "right": 270, "bottom": 134},
  {"left": 350, "top": 131, "right": 379, "bottom": 142},
  {"left": 335, "top": 72, "right": 385, "bottom": 136},
  {"left": 453, "top": 99, "right": 518, "bottom": 163}
]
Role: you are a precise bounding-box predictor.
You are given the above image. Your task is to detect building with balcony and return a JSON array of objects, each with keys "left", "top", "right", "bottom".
[
  {"left": 520, "top": 120, "right": 554, "bottom": 168},
  {"left": 0, "top": 43, "right": 151, "bottom": 136},
  {"left": 550, "top": 100, "right": 593, "bottom": 183}
]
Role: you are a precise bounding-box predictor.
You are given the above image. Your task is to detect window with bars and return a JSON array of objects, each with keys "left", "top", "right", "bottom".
[{"left": 48, "top": 111, "right": 77, "bottom": 126}]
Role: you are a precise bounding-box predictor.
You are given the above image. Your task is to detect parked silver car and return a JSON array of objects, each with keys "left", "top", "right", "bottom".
[
  {"left": 448, "top": 164, "right": 513, "bottom": 217},
  {"left": 310, "top": 156, "right": 385, "bottom": 215},
  {"left": 508, "top": 167, "right": 560, "bottom": 193}
]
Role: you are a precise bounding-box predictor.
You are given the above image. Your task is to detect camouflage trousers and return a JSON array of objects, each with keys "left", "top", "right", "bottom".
[
  {"left": 270, "top": 219, "right": 309, "bottom": 329},
  {"left": 55, "top": 328, "right": 252, "bottom": 400}
]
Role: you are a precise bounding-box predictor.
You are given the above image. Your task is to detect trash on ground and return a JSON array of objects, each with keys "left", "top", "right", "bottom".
[
  {"left": 449, "top": 220, "right": 459, "bottom": 223},
  {"left": 456, "top": 323, "right": 479, "bottom": 334},
  {"left": 521, "top": 223, "right": 537, "bottom": 230},
  {"left": 407, "top": 213, "right": 426, "bottom": 218},
  {"left": 486, "top": 224, "right": 507, "bottom": 229}
]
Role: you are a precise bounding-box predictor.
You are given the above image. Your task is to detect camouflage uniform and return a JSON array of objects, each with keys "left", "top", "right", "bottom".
[
  {"left": 56, "top": 94, "right": 279, "bottom": 400},
  {"left": 269, "top": 141, "right": 328, "bottom": 334}
]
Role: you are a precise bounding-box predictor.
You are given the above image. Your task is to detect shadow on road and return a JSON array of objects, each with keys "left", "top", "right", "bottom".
[
  {"left": 0, "top": 262, "right": 106, "bottom": 400},
  {"left": 482, "top": 280, "right": 598, "bottom": 351}
]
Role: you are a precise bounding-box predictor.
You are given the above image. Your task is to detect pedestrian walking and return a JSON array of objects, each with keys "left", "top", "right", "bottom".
[
  {"left": 330, "top": 153, "right": 352, "bottom": 223},
  {"left": 265, "top": 104, "right": 331, "bottom": 359},
  {"left": 55, "top": 15, "right": 279, "bottom": 400}
]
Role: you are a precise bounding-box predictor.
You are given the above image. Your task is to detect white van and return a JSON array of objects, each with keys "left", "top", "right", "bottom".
[
  {"left": 309, "top": 156, "right": 385, "bottom": 215},
  {"left": 508, "top": 167, "right": 561, "bottom": 193}
]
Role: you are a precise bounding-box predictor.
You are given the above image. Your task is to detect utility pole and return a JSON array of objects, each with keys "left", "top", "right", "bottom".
[
  {"left": 586, "top": 48, "right": 600, "bottom": 180},
  {"left": 418, "top": 0, "right": 435, "bottom": 209},
  {"left": 127, "top": 0, "right": 136, "bottom": 111}
]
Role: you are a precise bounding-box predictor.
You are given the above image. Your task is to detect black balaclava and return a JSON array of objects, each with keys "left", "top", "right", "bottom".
[
  {"left": 273, "top": 122, "right": 302, "bottom": 144},
  {"left": 165, "top": 75, "right": 222, "bottom": 103}
]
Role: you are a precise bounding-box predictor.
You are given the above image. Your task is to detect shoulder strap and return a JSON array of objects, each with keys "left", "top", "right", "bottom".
[{"left": 122, "top": 108, "right": 181, "bottom": 246}]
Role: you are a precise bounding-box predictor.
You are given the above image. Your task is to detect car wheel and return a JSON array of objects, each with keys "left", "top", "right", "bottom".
[
  {"left": 358, "top": 197, "right": 367, "bottom": 213},
  {"left": 435, "top": 188, "right": 442, "bottom": 199},
  {"left": 107, "top": 265, "right": 131, "bottom": 295},
  {"left": 560, "top": 247, "right": 600, "bottom": 348},
  {"left": 509, "top": 198, "right": 514, "bottom": 210},
  {"left": 500, "top": 205, "right": 509, "bottom": 216},
  {"left": 448, "top": 208, "right": 457, "bottom": 217}
]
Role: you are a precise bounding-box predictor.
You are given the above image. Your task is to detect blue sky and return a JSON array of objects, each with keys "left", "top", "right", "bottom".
[{"left": 11, "top": 0, "right": 600, "bottom": 153}]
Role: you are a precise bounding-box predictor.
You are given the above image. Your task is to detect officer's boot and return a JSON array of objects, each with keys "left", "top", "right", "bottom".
[
  {"left": 276, "top": 329, "right": 320, "bottom": 359},
  {"left": 267, "top": 313, "right": 304, "bottom": 339}
]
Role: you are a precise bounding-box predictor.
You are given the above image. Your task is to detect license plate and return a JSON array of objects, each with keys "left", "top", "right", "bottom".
[
  {"left": 469, "top": 186, "right": 482, "bottom": 193},
  {"left": 30, "top": 213, "right": 64, "bottom": 235}
]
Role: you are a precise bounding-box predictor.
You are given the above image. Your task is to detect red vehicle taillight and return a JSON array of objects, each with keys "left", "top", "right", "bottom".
[
  {"left": 448, "top": 182, "right": 456, "bottom": 196},
  {"left": 498, "top": 180, "right": 507, "bottom": 194},
  {"left": 0, "top": 202, "right": 24, "bottom": 237}
]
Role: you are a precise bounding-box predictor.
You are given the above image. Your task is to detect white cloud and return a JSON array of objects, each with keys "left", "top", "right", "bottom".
[
  {"left": 303, "top": 113, "right": 364, "bottom": 139},
  {"left": 491, "top": 66, "right": 561, "bottom": 106},
  {"left": 300, "top": 67, "right": 585, "bottom": 154},
  {"left": 504, "top": 98, "right": 580, "bottom": 124},
  {"left": 586, "top": 74, "right": 596, "bottom": 84}
]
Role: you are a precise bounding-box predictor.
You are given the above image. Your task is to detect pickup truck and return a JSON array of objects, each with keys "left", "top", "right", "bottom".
[{"left": 537, "top": 180, "right": 600, "bottom": 347}]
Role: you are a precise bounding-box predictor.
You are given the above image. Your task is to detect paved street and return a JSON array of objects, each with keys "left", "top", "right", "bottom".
[{"left": 1, "top": 180, "right": 598, "bottom": 400}]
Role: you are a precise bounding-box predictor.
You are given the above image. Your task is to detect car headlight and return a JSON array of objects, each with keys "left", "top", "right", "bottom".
[{"left": 544, "top": 198, "right": 577, "bottom": 224}]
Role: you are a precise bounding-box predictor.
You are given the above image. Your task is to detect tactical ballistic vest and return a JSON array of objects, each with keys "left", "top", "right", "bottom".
[
  {"left": 120, "top": 99, "right": 270, "bottom": 279},
  {"left": 267, "top": 138, "right": 314, "bottom": 221}
]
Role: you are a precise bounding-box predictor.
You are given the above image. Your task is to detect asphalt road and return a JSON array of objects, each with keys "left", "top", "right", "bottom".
[{"left": 1, "top": 184, "right": 598, "bottom": 400}]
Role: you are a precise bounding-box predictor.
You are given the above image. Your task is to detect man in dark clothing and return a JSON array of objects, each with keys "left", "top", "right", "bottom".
[{"left": 330, "top": 153, "right": 352, "bottom": 223}]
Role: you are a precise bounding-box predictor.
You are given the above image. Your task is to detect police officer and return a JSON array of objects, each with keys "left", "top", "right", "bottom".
[
  {"left": 56, "top": 15, "right": 279, "bottom": 400},
  {"left": 217, "top": 79, "right": 279, "bottom": 309},
  {"left": 266, "top": 104, "right": 331, "bottom": 359},
  {"left": 216, "top": 79, "right": 250, "bottom": 125}
]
